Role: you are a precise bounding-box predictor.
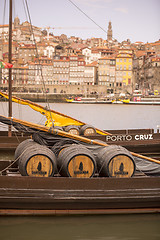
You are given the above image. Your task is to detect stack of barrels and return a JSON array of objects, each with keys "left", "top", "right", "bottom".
[
  {"left": 61, "top": 124, "right": 97, "bottom": 136},
  {"left": 16, "top": 139, "right": 135, "bottom": 178}
]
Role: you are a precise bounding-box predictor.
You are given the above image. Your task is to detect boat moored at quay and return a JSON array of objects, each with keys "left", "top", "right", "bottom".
[
  {"left": 0, "top": 95, "right": 160, "bottom": 216},
  {"left": 0, "top": 119, "right": 160, "bottom": 216},
  {"left": 0, "top": 92, "right": 160, "bottom": 216},
  {"left": 66, "top": 97, "right": 113, "bottom": 104}
]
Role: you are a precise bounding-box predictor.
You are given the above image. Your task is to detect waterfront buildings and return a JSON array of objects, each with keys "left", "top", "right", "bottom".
[{"left": 0, "top": 17, "right": 159, "bottom": 95}]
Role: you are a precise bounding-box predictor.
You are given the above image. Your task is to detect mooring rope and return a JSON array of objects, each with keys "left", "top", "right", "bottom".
[{"left": 0, "top": 147, "right": 29, "bottom": 175}]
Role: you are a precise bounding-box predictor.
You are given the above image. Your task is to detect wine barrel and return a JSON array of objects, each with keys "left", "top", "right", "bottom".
[
  {"left": 64, "top": 125, "right": 79, "bottom": 135},
  {"left": 57, "top": 144, "right": 96, "bottom": 178},
  {"left": 15, "top": 139, "right": 38, "bottom": 161},
  {"left": 80, "top": 124, "right": 96, "bottom": 136},
  {"left": 54, "top": 126, "right": 63, "bottom": 131},
  {"left": 96, "top": 145, "right": 135, "bottom": 178},
  {"left": 18, "top": 144, "right": 57, "bottom": 177}
]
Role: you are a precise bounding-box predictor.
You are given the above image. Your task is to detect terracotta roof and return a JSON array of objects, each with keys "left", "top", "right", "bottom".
[
  {"left": 86, "top": 61, "right": 98, "bottom": 67},
  {"left": 0, "top": 24, "right": 9, "bottom": 28},
  {"left": 135, "top": 51, "right": 146, "bottom": 58},
  {"left": 134, "top": 41, "right": 144, "bottom": 44},
  {"left": 99, "top": 56, "right": 116, "bottom": 60},
  {"left": 53, "top": 59, "right": 69, "bottom": 62},
  {"left": 91, "top": 50, "right": 99, "bottom": 53},
  {"left": 151, "top": 42, "right": 160, "bottom": 46},
  {"left": 152, "top": 57, "right": 160, "bottom": 62},
  {"left": 20, "top": 45, "right": 36, "bottom": 49}
]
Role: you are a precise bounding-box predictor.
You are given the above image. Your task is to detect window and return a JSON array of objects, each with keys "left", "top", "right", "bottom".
[{"left": 128, "top": 78, "right": 131, "bottom": 84}]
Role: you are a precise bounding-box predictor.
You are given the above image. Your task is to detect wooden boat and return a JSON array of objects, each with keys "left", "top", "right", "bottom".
[
  {"left": 0, "top": 176, "right": 159, "bottom": 215},
  {"left": 0, "top": 116, "right": 160, "bottom": 215},
  {"left": 0, "top": 0, "right": 159, "bottom": 216}
]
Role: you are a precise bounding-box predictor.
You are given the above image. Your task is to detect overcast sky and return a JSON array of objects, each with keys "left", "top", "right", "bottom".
[{"left": 1, "top": 0, "right": 160, "bottom": 43}]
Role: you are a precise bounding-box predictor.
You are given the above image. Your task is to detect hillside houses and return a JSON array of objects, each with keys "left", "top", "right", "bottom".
[{"left": 0, "top": 17, "right": 160, "bottom": 94}]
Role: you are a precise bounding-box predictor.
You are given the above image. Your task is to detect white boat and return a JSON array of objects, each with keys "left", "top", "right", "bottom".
[{"left": 123, "top": 98, "right": 160, "bottom": 105}]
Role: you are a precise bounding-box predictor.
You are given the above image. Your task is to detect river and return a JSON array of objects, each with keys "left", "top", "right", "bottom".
[
  {"left": 0, "top": 102, "right": 160, "bottom": 131},
  {"left": 0, "top": 102, "right": 160, "bottom": 240},
  {"left": 0, "top": 214, "right": 160, "bottom": 240}
]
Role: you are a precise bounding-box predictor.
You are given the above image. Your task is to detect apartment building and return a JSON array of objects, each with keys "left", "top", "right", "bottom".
[
  {"left": 18, "top": 44, "right": 36, "bottom": 63},
  {"left": 52, "top": 57, "right": 70, "bottom": 85},
  {"left": 69, "top": 56, "right": 85, "bottom": 85},
  {"left": 98, "top": 56, "right": 116, "bottom": 92},
  {"left": 84, "top": 61, "right": 98, "bottom": 85},
  {"left": 13, "top": 66, "right": 29, "bottom": 86},
  {"left": 116, "top": 52, "right": 133, "bottom": 88},
  {"left": 82, "top": 47, "right": 101, "bottom": 64}
]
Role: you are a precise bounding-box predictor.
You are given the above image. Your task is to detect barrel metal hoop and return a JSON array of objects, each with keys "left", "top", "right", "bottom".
[
  {"left": 53, "top": 129, "right": 58, "bottom": 135},
  {"left": 90, "top": 140, "right": 94, "bottom": 144}
]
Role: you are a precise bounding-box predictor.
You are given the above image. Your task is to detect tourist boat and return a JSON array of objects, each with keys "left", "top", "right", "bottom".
[
  {"left": 66, "top": 97, "right": 113, "bottom": 104},
  {"left": 122, "top": 98, "right": 160, "bottom": 105}
]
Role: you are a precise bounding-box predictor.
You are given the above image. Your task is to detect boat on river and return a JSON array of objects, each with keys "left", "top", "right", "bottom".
[
  {"left": 66, "top": 97, "right": 113, "bottom": 104},
  {"left": 0, "top": 115, "right": 160, "bottom": 215},
  {"left": 122, "top": 98, "right": 160, "bottom": 105}
]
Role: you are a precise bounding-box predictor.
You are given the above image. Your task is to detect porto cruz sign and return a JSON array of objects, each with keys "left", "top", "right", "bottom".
[{"left": 106, "top": 134, "right": 154, "bottom": 142}]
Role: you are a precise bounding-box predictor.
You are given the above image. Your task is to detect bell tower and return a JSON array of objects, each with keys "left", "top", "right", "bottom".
[
  {"left": 14, "top": 16, "right": 20, "bottom": 29},
  {"left": 107, "top": 21, "right": 112, "bottom": 41}
]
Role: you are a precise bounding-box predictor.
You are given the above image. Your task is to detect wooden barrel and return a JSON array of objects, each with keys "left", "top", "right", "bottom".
[
  {"left": 64, "top": 125, "right": 79, "bottom": 135},
  {"left": 80, "top": 125, "right": 96, "bottom": 136},
  {"left": 96, "top": 145, "right": 135, "bottom": 178},
  {"left": 15, "top": 139, "right": 38, "bottom": 161},
  {"left": 18, "top": 144, "right": 57, "bottom": 177},
  {"left": 54, "top": 126, "right": 63, "bottom": 131},
  {"left": 57, "top": 144, "right": 96, "bottom": 178}
]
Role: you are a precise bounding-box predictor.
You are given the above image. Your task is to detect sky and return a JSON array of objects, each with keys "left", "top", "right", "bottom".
[{"left": 1, "top": 0, "right": 160, "bottom": 43}]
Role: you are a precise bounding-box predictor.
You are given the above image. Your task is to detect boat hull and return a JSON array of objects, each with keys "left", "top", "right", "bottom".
[
  {"left": 123, "top": 101, "right": 160, "bottom": 105},
  {"left": 0, "top": 176, "right": 160, "bottom": 215},
  {"left": 67, "top": 100, "right": 113, "bottom": 104}
]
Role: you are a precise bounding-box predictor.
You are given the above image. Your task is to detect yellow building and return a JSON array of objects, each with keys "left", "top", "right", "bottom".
[{"left": 116, "top": 52, "right": 133, "bottom": 87}]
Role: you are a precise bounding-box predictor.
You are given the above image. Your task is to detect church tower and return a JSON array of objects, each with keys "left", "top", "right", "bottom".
[
  {"left": 107, "top": 21, "right": 112, "bottom": 41},
  {"left": 14, "top": 16, "right": 20, "bottom": 29}
]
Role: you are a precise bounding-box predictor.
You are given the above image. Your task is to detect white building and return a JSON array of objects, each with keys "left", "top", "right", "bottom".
[{"left": 82, "top": 47, "right": 101, "bottom": 64}]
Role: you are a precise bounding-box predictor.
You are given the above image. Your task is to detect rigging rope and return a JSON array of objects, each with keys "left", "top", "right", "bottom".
[{"left": 23, "top": 0, "right": 54, "bottom": 127}]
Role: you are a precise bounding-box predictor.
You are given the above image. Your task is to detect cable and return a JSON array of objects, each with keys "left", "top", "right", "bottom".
[
  {"left": 68, "top": 0, "right": 117, "bottom": 41},
  {"left": 1, "top": 0, "right": 7, "bottom": 54},
  {"left": 68, "top": 0, "right": 107, "bottom": 34},
  {"left": 23, "top": 0, "right": 54, "bottom": 126}
]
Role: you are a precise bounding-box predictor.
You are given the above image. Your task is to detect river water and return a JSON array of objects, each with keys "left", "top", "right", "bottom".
[
  {"left": 0, "top": 214, "right": 160, "bottom": 240},
  {"left": 0, "top": 102, "right": 160, "bottom": 131},
  {"left": 0, "top": 102, "right": 160, "bottom": 239}
]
